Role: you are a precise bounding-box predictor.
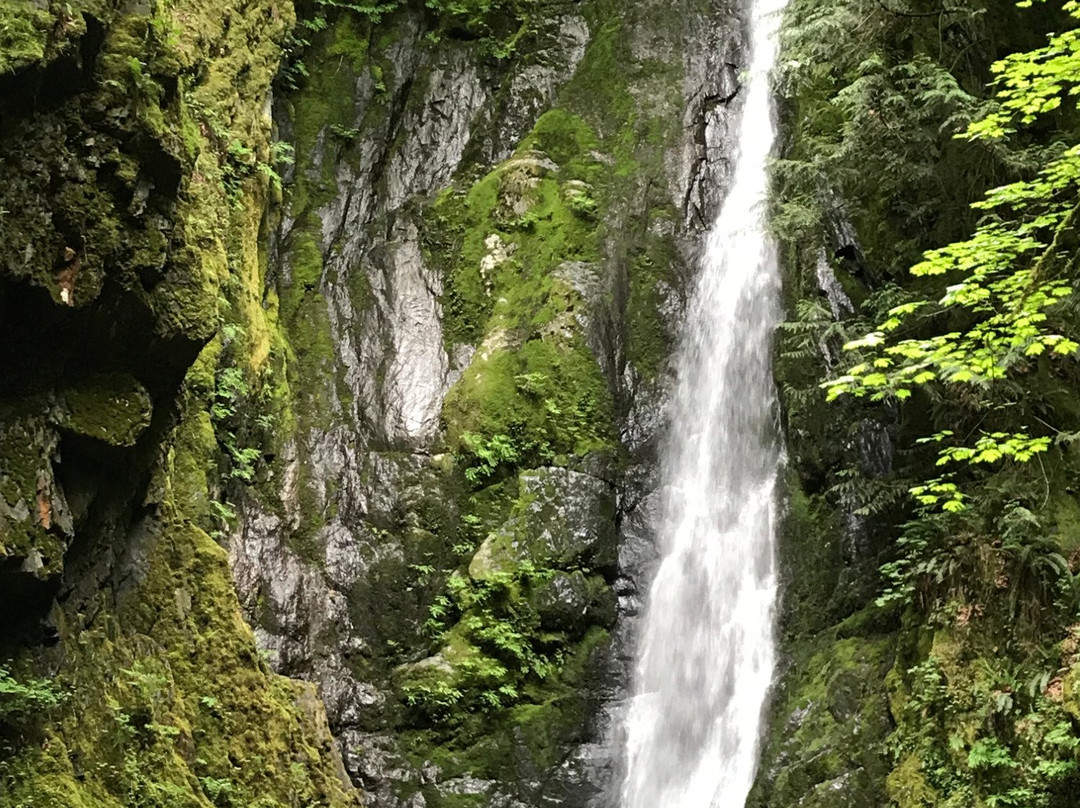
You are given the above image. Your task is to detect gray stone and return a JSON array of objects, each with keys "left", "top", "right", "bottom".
[
  {"left": 532, "top": 570, "right": 608, "bottom": 632},
  {"left": 470, "top": 468, "right": 617, "bottom": 580},
  {"left": 226, "top": 0, "right": 745, "bottom": 803}
]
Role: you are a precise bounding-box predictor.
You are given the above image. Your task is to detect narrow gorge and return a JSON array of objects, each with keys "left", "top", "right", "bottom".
[{"left": 2, "top": 1, "right": 1080, "bottom": 808}]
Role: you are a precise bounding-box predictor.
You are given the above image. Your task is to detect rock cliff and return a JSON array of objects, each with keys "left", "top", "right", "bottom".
[{"left": 4, "top": 1, "right": 1080, "bottom": 807}]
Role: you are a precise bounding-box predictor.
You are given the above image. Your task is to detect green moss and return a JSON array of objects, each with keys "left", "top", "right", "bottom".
[
  {"left": 278, "top": 228, "right": 343, "bottom": 436},
  {"left": 0, "top": 0, "right": 357, "bottom": 803},
  {"left": 432, "top": 115, "right": 605, "bottom": 353},
  {"left": 166, "top": 396, "right": 219, "bottom": 530},
  {"left": 326, "top": 14, "right": 373, "bottom": 71},
  {"left": 289, "top": 16, "right": 372, "bottom": 207},
  {"left": 397, "top": 623, "right": 610, "bottom": 798},
  {"left": 431, "top": 110, "right": 617, "bottom": 480},
  {"left": 552, "top": 13, "right": 685, "bottom": 383},
  {"left": 519, "top": 109, "right": 602, "bottom": 167},
  {"left": 625, "top": 213, "right": 679, "bottom": 380},
  {"left": 444, "top": 336, "right": 614, "bottom": 473},
  {"left": 556, "top": 19, "right": 637, "bottom": 144},
  {"left": 887, "top": 754, "right": 939, "bottom": 808},
  {"left": 59, "top": 374, "right": 153, "bottom": 447},
  {"left": 244, "top": 14, "right": 391, "bottom": 568},
  {"left": 2, "top": 522, "right": 356, "bottom": 808},
  {"left": 750, "top": 623, "right": 895, "bottom": 808},
  {"left": 0, "top": 1, "right": 53, "bottom": 75}
]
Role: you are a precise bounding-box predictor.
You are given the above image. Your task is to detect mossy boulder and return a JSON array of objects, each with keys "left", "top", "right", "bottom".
[
  {"left": 468, "top": 467, "right": 617, "bottom": 580},
  {"left": 530, "top": 570, "right": 615, "bottom": 633},
  {"left": 58, "top": 374, "right": 152, "bottom": 447}
]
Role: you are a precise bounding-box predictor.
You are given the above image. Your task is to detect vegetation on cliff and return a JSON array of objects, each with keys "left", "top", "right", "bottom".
[
  {"left": 761, "top": 1, "right": 1080, "bottom": 806},
  {"left": 0, "top": 1, "right": 358, "bottom": 805}
]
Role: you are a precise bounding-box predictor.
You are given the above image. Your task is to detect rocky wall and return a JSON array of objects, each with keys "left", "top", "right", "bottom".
[
  {"left": 0, "top": 1, "right": 359, "bottom": 805},
  {"left": 223, "top": 0, "right": 751, "bottom": 805}
]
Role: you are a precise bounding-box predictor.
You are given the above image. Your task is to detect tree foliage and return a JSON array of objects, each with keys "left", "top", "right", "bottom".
[
  {"left": 825, "top": 0, "right": 1080, "bottom": 508},
  {"left": 314, "top": 0, "right": 540, "bottom": 45}
]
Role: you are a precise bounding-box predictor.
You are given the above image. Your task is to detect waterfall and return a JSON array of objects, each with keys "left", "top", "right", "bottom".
[{"left": 619, "top": 0, "right": 786, "bottom": 805}]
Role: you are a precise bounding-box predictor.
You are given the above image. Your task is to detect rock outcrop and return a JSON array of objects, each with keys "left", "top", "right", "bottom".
[
  {"left": 221, "top": 1, "right": 748, "bottom": 805},
  {"left": 0, "top": 1, "right": 361, "bottom": 806}
]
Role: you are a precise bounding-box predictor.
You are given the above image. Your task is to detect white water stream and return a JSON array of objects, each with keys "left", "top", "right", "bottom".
[{"left": 619, "top": 0, "right": 787, "bottom": 805}]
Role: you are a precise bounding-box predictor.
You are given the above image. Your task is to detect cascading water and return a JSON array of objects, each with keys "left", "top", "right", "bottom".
[{"left": 619, "top": 0, "right": 787, "bottom": 805}]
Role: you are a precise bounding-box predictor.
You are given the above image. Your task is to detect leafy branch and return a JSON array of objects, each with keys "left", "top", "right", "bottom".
[{"left": 824, "top": 0, "right": 1080, "bottom": 509}]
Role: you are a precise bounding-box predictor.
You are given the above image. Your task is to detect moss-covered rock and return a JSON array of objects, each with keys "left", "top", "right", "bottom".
[
  {"left": 58, "top": 374, "right": 153, "bottom": 447},
  {"left": 469, "top": 468, "right": 616, "bottom": 578},
  {"left": 0, "top": 409, "right": 66, "bottom": 579},
  {"left": 0, "top": 0, "right": 53, "bottom": 75},
  {"left": 0, "top": 0, "right": 359, "bottom": 804},
  {"left": 749, "top": 614, "right": 896, "bottom": 808}
]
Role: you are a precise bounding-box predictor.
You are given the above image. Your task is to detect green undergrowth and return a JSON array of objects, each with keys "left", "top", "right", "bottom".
[
  {"left": 769, "top": 0, "right": 1080, "bottom": 806},
  {"left": 394, "top": 465, "right": 616, "bottom": 721},
  {"left": 875, "top": 451, "right": 1080, "bottom": 808},
  {"left": 431, "top": 109, "right": 616, "bottom": 476},
  {"left": 885, "top": 621, "right": 1080, "bottom": 808},
  {"left": 396, "top": 624, "right": 610, "bottom": 800}
]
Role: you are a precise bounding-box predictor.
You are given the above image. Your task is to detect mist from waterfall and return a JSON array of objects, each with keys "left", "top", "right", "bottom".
[{"left": 618, "top": 0, "right": 787, "bottom": 804}]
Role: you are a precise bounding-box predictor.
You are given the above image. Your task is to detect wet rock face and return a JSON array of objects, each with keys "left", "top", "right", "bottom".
[
  {"left": 747, "top": 633, "right": 896, "bottom": 808},
  {"left": 469, "top": 468, "right": 618, "bottom": 578},
  {"left": 226, "top": 0, "right": 747, "bottom": 805},
  {"left": 0, "top": 3, "right": 367, "bottom": 806}
]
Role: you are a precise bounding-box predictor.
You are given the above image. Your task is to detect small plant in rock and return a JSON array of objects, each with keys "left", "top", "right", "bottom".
[
  {"left": 400, "top": 675, "right": 464, "bottom": 715},
  {"left": 211, "top": 354, "right": 268, "bottom": 486},
  {"left": 0, "top": 666, "right": 61, "bottom": 725},
  {"left": 328, "top": 123, "right": 361, "bottom": 140},
  {"left": 199, "top": 774, "right": 237, "bottom": 805},
  {"left": 317, "top": 0, "right": 403, "bottom": 21},
  {"left": 461, "top": 432, "right": 519, "bottom": 482},
  {"left": 208, "top": 499, "right": 237, "bottom": 541}
]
